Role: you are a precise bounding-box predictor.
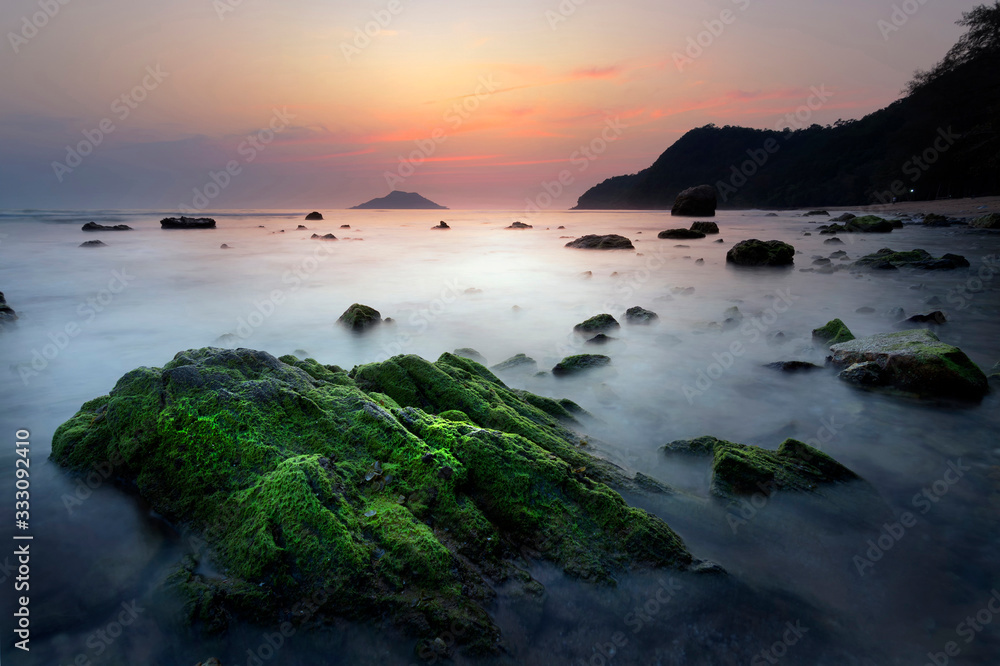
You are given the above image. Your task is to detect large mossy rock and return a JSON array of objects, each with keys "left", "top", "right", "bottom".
[
  {"left": 574, "top": 313, "right": 620, "bottom": 334},
  {"left": 552, "top": 354, "right": 612, "bottom": 376},
  {"left": 52, "top": 348, "right": 691, "bottom": 651},
  {"left": 970, "top": 213, "right": 1000, "bottom": 229},
  {"left": 828, "top": 329, "right": 989, "bottom": 400},
  {"left": 671, "top": 185, "right": 717, "bottom": 217},
  {"left": 812, "top": 319, "right": 855, "bottom": 345},
  {"left": 853, "top": 248, "right": 970, "bottom": 271},
  {"left": 726, "top": 239, "right": 795, "bottom": 267},
  {"left": 662, "top": 436, "right": 859, "bottom": 498}
]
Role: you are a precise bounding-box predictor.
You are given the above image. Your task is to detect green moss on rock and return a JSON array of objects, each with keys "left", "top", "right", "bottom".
[
  {"left": 552, "top": 354, "right": 612, "bottom": 376},
  {"left": 662, "top": 436, "right": 859, "bottom": 498},
  {"left": 574, "top": 314, "right": 620, "bottom": 334},
  {"left": 53, "top": 347, "right": 690, "bottom": 652},
  {"left": 812, "top": 319, "right": 855, "bottom": 345},
  {"left": 726, "top": 239, "right": 794, "bottom": 267},
  {"left": 337, "top": 303, "right": 382, "bottom": 331}
]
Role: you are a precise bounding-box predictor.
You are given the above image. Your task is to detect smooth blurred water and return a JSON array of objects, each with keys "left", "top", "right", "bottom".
[{"left": 0, "top": 208, "right": 998, "bottom": 665}]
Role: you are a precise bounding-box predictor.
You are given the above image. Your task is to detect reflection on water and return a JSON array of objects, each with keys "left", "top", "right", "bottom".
[{"left": 0, "top": 209, "right": 998, "bottom": 664}]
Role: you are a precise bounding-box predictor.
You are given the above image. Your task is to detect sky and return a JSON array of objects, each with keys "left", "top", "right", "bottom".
[{"left": 0, "top": 0, "right": 984, "bottom": 211}]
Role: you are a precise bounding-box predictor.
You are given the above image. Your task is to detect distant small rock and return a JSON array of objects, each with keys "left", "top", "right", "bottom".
[
  {"left": 625, "top": 306, "right": 658, "bottom": 324},
  {"left": 432, "top": 221, "right": 450, "bottom": 230},
  {"left": 804, "top": 210, "right": 829, "bottom": 217},
  {"left": 80, "top": 240, "right": 107, "bottom": 248},
  {"left": 82, "top": 221, "right": 132, "bottom": 231},
  {"left": 565, "top": 235, "right": 634, "bottom": 250},
  {"left": 0, "top": 292, "right": 17, "bottom": 324},
  {"left": 341, "top": 224, "right": 351, "bottom": 229},
  {"left": 491, "top": 354, "right": 537, "bottom": 372},
  {"left": 220, "top": 244, "right": 231, "bottom": 249},
  {"left": 904, "top": 311, "right": 948, "bottom": 325},
  {"left": 715, "top": 238, "right": 725, "bottom": 243},
  {"left": 830, "top": 213, "right": 856, "bottom": 222},
  {"left": 507, "top": 221, "right": 533, "bottom": 230},
  {"left": 695, "top": 258, "right": 705, "bottom": 265},
  {"left": 453, "top": 348, "right": 487, "bottom": 365},
  {"left": 311, "top": 233, "right": 337, "bottom": 240},
  {"left": 764, "top": 361, "right": 823, "bottom": 373},
  {"left": 690, "top": 221, "right": 719, "bottom": 234},
  {"left": 337, "top": 304, "right": 382, "bottom": 332},
  {"left": 658, "top": 228, "right": 706, "bottom": 240},
  {"left": 823, "top": 237, "right": 844, "bottom": 245},
  {"left": 161, "top": 216, "right": 216, "bottom": 229},
  {"left": 856, "top": 306, "right": 876, "bottom": 314},
  {"left": 297, "top": 225, "right": 308, "bottom": 230},
  {"left": 764, "top": 213, "right": 778, "bottom": 217},
  {"left": 552, "top": 354, "right": 611, "bottom": 376},
  {"left": 586, "top": 334, "right": 616, "bottom": 345},
  {"left": 305, "top": 212, "right": 324, "bottom": 221}
]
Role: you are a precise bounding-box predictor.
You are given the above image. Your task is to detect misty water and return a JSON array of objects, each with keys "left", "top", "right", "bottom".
[{"left": 1, "top": 209, "right": 998, "bottom": 665}]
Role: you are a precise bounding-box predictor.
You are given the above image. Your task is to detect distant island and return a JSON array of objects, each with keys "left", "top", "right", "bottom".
[
  {"left": 574, "top": 11, "right": 999, "bottom": 210},
  {"left": 350, "top": 190, "right": 448, "bottom": 210}
]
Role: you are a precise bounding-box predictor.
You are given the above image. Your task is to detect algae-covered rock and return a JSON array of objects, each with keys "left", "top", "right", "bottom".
[
  {"left": 337, "top": 303, "right": 382, "bottom": 331},
  {"left": 453, "top": 348, "right": 487, "bottom": 365},
  {"left": 624, "top": 306, "right": 658, "bottom": 324},
  {"left": 552, "top": 354, "right": 611, "bottom": 376},
  {"left": 812, "top": 319, "right": 854, "bottom": 345},
  {"left": 574, "top": 314, "right": 620, "bottom": 334},
  {"left": 662, "top": 436, "right": 859, "bottom": 498},
  {"left": 726, "top": 239, "right": 794, "bottom": 267},
  {"left": 52, "top": 348, "right": 690, "bottom": 652},
  {"left": 853, "top": 248, "right": 970, "bottom": 271},
  {"left": 828, "top": 329, "right": 988, "bottom": 400},
  {"left": 970, "top": 213, "right": 1000, "bottom": 229}
]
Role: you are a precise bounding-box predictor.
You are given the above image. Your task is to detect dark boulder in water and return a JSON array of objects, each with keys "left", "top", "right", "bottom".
[
  {"left": 305, "top": 212, "right": 324, "bottom": 220},
  {"left": 586, "top": 333, "right": 616, "bottom": 345},
  {"left": 662, "top": 436, "right": 859, "bottom": 498},
  {"left": 432, "top": 221, "right": 450, "bottom": 230},
  {"left": 671, "top": 185, "right": 717, "bottom": 217},
  {"left": 0, "top": 292, "right": 16, "bottom": 324},
  {"left": 853, "top": 248, "right": 969, "bottom": 271},
  {"left": 52, "top": 348, "right": 691, "bottom": 652},
  {"left": 80, "top": 240, "right": 107, "bottom": 248},
  {"left": 337, "top": 303, "right": 382, "bottom": 331},
  {"left": 904, "top": 311, "right": 948, "bottom": 325},
  {"left": 764, "top": 361, "right": 823, "bottom": 373},
  {"left": 82, "top": 221, "right": 132, "bottom": 231},
  {"left": 565, "top": 234, "right": 634, "bottom": 250},
  {"left": 311, "top": 233, "right": 337, "bottom": 240},
  {"left": 506, "top": 221, "right": 533, "bottom": 229},
  {"left": 574, "top": 314, "right": 620, "bottom": 334},
  {"left": 658, "top": 228, "right": 706, "bottom": 240},
  {"left": 161, "top": 216, "right": 216, "bottom": 229},
  {"left": 726, "top": 239, "right": 795, "bottom": 266},
  {"left": 624, "top": 306, "right": 659, "bottom": 324},
  {"left": 552, "top": 354, "right": 612, "bottom": 376},
  {"left": 690, "top": 221, "right": 720, "bottom": 234}
]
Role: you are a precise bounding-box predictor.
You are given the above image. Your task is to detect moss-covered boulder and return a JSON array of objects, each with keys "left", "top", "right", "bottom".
[
  {"left": 690, "top": 221, "right": 719, "bottom": 234},
  {"left": 828, "top": 329, "right": 989, "bottom": 400},
  {"left": 853, "top": 248, "right": 970, "bottom": 271},
  {"left": 624, "top": 306, "right": 658, "bottom": 324},
  {"left": 552, "top": 354, "right": 611, "bottom": 376},
  {"left": 52, "top": 348, "right": 690, "bottom": 652},
  {"left": 847, "top": 215, "right": 895, "bottom": 232},
  {"left": 490, "top": 353, "right": 537, "bottom": 372},
  {"left": 726, "top": 239, "right": 794, "bottom": 267},
  {"left": 970, "top": 213, "right": 1000, "bottom": 229},
  {"left": 574, "top": 314, "right": 620, "bottom": 334},
  {"left": 337, "top": 303, "right": 382, "bottom": 331},
  {"left": 812, "top": 319, "right": 855, "bottom": 345},
  {"left": 662, "top": 436, "right": 859, "bottom": 498}
]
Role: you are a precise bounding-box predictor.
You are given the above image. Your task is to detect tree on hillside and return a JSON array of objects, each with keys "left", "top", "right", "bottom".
[{"left": 907, "top": 2, "right": 1000, "bottom": 92}]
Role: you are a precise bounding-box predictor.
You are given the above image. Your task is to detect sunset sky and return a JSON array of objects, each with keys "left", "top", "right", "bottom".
[{"left": 0, "top": 0, "right": 981, "bottom": 210}]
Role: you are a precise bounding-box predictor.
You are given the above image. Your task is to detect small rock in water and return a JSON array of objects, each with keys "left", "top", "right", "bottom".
[
  {"left": 311, "top": 233, "right": 337, "bottom": 240},
  {"left": 658, "top": 228, "right": 705, "bottom": 240},
  {"left": 552, "top": 354, "right": 611, "bottom": 376},
  {"left": 341, "top": 224, "right": 351, "bottom": 229},
  {"left": 695, "top": 258, "right": 705, "bottom": 265},
  {"left": 506, "top": 221, "right": 533, "bottom": 230},
  {"left": 856, "top": 306, "right": 876, "bottom": 314},
  {"left": 338, "top": 303, "right": 382, "bottom": 332},
  {"left": 453, "top": 348, "right": 487, "bottom": 365},
  {"left": 82, "top": 221, "right": 132, "bottom": 231},
  {"left": 624, "top": 306, "right": 659, "bottom": 324},
  {"left": 765, "top": 361, "right": 823, "bottom": 373},
  {"left": 297, "top": 225, "right": 308, "bottom": 230},
  {"left": 491, "top": 354, "right": 537, "bottom": 372},
  {"left": 565, "top": 234, "right": 634, "bottom": 250},
  {"left": 80, "top": 240, "right": 107, "bottom": 248},
  {"left": 305, "top": 211, "right": 323, "bottom": 220},
  {"left": 586, "top": 334, "right": 616, "bottom": 345},
  {"left": 904, "top": 311, "right": 948, "bottom": 325},
  {"left": 220, "top": 244, "right": 231, "bottom": 249},
  {"left": 574, "top": 314, "right": 620, "bottom": 334}
]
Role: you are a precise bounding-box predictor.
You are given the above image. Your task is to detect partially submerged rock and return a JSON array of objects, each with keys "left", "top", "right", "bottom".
[
  {"left": 812, "top": 319, "right": 855, "bottom": 345},
  {"left": 83, "top": 221, "right": 132, "bottom": 231},
  {"left": 565, "top": 235, "right": 634, "bottom": 250},
  {"left": 586, "top": 334, "right": 616, "bottom": 345},
  {"left": 764, "top": 361, "right": 823, "bottom": 373},
  {"left": 804, "top": 210, "right": 829, "bottom": 217},
  {"left": 690, "top": 221, "right": 719, "bottom": 234},
  {"left": 969, "top": 213, "right": 1000, "bottom": 229},
  {"left": 432, "top": 221, "right": 450, "bottom": 230},
  {"left": 0, "top": 292, "right": 16, "bottom": 324},
  {"left": 662, "top": 436, "right": 859, "bottom": 498},
  {"left": 854, "top": 248, "right": 970, "bottom": 271},
  {"left": 52, "top": 349, "right": 690, "bottom": 650},
  {"left": 337, "top": 303, "right": 382, "bottom": 332},
  {"left": 726, "top": 239, "right": 795, "bottom": 267},
  {"left": 80, "top": 240, "right": 107, "bottom": 248},
  {"left": 658, "top": 229, "right": 705, "bottom": 240},
  {"left": 827, "top": 329, "right": 988, "bottom": 400},
  {"left": 830, "top": 213, "right": 856, "bottom": 222},
  {"left": 453, "top": 348, "right": 487, "bottom": 365},
  {"left": 671, "top": 185, "right": 717, "bottom": 217},
  {"left": 904, "top": 311, "right": 948, "bottom": 325},
  {"left": 506, "top": 221, "right": 532, "bottom": 230},
  {"left": 311, "top": 233, "right": 337, "bottom": 240},
  {"left": 624, "top": 306, "right": 658, "bottom": 324},
  {"left": 552, "top": 354, "right": 611, "bottom": 376},
  {"left": 161, "top": 216, "right": 216, "bottom": 229},
  {"left": 305, "top": 212, "right": 324, "bottom": 220},
  {"left": 490, "top": 354, "right": 537, "bottom": 372},
  {"left": 574, "top": 314, "right": 620, "bottom": 334}
]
